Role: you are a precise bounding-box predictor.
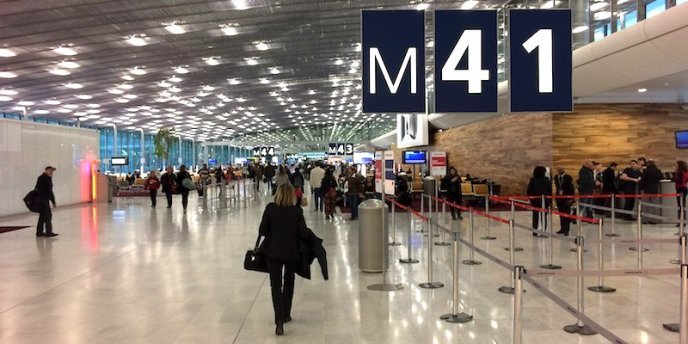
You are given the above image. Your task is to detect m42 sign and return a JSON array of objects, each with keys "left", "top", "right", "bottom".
[{"left": 361, "top": 9, "right": 572, "bottom": 114}]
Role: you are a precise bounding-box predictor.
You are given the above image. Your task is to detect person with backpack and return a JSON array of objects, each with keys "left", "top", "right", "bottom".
[
  {"left": 145, "top": 171, "right": 161, "bottom": 208},
  {"left": 35, "top": 166, "right": 58, "bottom": 237},
  {"left": 442, "top": 167, "right": 463, "bottom": 220},
  {"left": 176, "top": 165, "right": 192, "bottom": 213}
]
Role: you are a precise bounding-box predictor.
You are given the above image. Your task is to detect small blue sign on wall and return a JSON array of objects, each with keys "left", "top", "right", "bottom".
[
  {"left": 509, "top": 9, "right": 572, "bottom": 112},
  {"left": 435, "top": 10, "right": 498, "bottom": 113},
  {"left": 362, "top": 10, "right": 425, "bottom": 113}
]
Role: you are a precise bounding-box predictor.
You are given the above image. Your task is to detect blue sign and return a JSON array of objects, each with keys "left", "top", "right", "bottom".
[
  {"left": 362, "top": 10, "right": 425, "bottom": 113},
  {"left": 509, "top": 9, "right": 572, "bottom": 112},
  {"left": 435, "top": 10, "right": 497, "bottom": 113},
  {"left": 327, "top": 143, "right": 337, "bottom": 155}
]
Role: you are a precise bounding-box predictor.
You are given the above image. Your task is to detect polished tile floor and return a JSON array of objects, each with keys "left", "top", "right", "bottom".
[{"left": 0, "top": 185, "right": 684, "bottom": 343}]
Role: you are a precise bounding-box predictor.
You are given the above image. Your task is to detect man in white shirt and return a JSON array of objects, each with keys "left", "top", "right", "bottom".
[{"left": 310, "top": 161, "right": 326, "bottom": 211}]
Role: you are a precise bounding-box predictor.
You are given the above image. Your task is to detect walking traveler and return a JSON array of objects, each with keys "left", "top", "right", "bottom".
[
  {"left": 556, "top": 174, "right": 576, "bottom": 236},
  {"left": 321, "top": 169, "right": 338, "bottom": 220},
  {"left": 275, "top": 166, "right": 291, "bottom": 188},
  {"left": 527, "top": 166, "right": 552, "bottom": 236},
  {"left": 639, "top": 160, "right": 663, "bottom": 224},
  {"left": 344, "top": 166, "right": 365, "bottom": 220},
  {"left": 619, "top": 160, "right": 642, "bottom": 220},
  {"left": 310, "top": 162, "right": 325, "bottom": 211},
  {"left": 145, "top": 171, "right": 161, "bottom": 208},
  {"left": 578, "top": 159, "right": 596, "bottom": 218},
  {"left": 176, "top": 165, "right": 192, "bottom": 213},
  {"left": 674, "top": 160, "right": 688, "bottom": 227},
  {"left": 35, "top": 166, "right": 58, "bottom": 237},
  {"left": 258, "top": 184, "right": 309, "bottom": 336},
  {"left": 254, "top": 163, "right": 264, "bottom": 192},
  {"left": 161, "top": 166, "right": 175, "bottom": 208},
  {"left": 265, "top": 164, "right": 276, "bottom": 192},
  {"left": 442, "top": 167, "right": 463, "bottom": 220}
]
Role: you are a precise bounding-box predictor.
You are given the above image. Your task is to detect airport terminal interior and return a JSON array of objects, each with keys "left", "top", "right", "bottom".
[{"left": 1, "top": 1, "right": 688, "bottom": 343}]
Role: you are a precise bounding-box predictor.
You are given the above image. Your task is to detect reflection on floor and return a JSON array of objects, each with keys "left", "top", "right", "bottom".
[{"left": 0, "top": 189, "right": 683, "bottom": 343}]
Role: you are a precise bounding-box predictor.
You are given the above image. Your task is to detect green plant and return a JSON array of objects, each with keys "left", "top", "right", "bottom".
[{"left": 153, "top": 128, "right": 175, "bottom": 161}]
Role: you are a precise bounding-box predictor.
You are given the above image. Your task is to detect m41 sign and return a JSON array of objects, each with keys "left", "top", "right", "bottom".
[{"left": 361, "top": 9, "right": 572, "bottom": 114}]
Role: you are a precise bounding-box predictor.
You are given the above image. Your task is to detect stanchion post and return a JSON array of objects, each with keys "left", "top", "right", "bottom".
[
  {"left": 629, "top": 202, "right": 649, "bottom": 266},
  {"left": 541, "top": 196, "right": 561, "bottom": 269},
  {"left": 481, "top": 196, "right": 496, "bottom": 240},
  {"left": 463, "top": 209, "right": 482, "bottom": 265},
  {"left": 563, "top": 236, "right": 598, "bottom": 336},
  {"left": 570, "top": 201, "right": 583, "bottom": 253},
  {"left": 513, "top": 266, "right": 524, "bottom": 344},
  {"left": 435, "top": 199, "right": 450, "bottom": 246},
  {"left": 440, "top": 231, "right": 473, "bottom": 323},
  {"left": 399, "top": 210, "right": 419, "bottom": 264},
  {"left": 607, "top": 194, "right": 620, "bottom": 237},
  {"left": 389, "top": 201, "right": 401, "bottom": 246},
  {"left": 419, "top": 216, "right": 444, "bottom": 289},
  {"left": 588, "top": 218, "right": 616, "bottom": 293},
  {"left": 421, "top": 194, "right": 425, "bottom": 217},
  {"left": 499, "top": 219, "right": 518, "bottom": 294},
  {"left": 662, "top": 240, "right": 687, "bottom": 333}
]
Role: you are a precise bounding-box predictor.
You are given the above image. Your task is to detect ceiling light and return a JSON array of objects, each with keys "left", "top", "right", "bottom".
[
  {"left": 233, "top": 0, "right": 249, "bottom": 10},
  {"left": 169, "top": 87, "right": 181, "bottom": 93},
  {"left": 0, "top": 48, "right": 16, "bottom": 57},
  {"left": 115, "top": 98, "right": 130, "bottom": 103},
  {"left": 0, "top": 71, "right": 17, "bottom": 78},
  {"left": 220, "top": 24, "right": 239, "bottom": 36},
  {"left": 270, "top": 67, "right": 280, "bottom": 74},
  {"left": 174, "top": 66, "right": 189, "bottom": 74},
  {"left": 164, "top": 22, "right": 186, "bottom": 35},
  {"left": 572, "top": 25, "right": 589, "bottom": 34},
  {"left": 334, "top": 59, "right": 344, "bottom": 66},
  {"left": 126, "top": 34, "right": 148, "bottom": 46},
  {"left": 64, "top": 104, "right": 78, "bottom": 109},
  {"left": 255, "top": 42, "right": 269, "bottom": 51},
  {"left": 53, "top": 46, "right": 77, "bottom": 56},
  {"left": 122, "top": 74, "right": 134, "bottom": 81},
  {"left": 169, "top": 75, "right": 182, "bottom": 83},
  {"left": 34, "top": 110, "right": 49, "bottom": 115},
  {"left": 17, "top": 100, "right": 34, "bottom": 106},
  {"left": 64, "top": 82, "right": 83, "bottom": 89},
  {"left": 228, "top": 78, "right": 241, "bottom": 85},
  {"left": 118, "top": 84, "right": 133, "bottom": 90},
  {"left": 245, "top": 57, "right": 259, "bottom": 66},
  {"left": 204, "top": 57, "right": 220, "bottom": 66},
  {"left": 48, "top": 68, "right": 69, "bottom": 76},
  {"left": 130, "top": 66, "right": 147, "bottom": 75},
  {"left": 0, "top": 95, "right": 12, "bottom": 101},
  {"left": 259, "top": 78, "right": 270, "bottom": 84},
  {"left": 108, "top": 88, "right": 124, "bottom": 95},
  {"left": 45, "top": 99, "right": 61, "bottom": 105},
  {"left": 87, "top": 103, "right": 100, "bottom": 108},
  {"left": 416, "top": 3, "right": 430, "bottom": 10},
  {"left": 57, "top": 61, "right": 80, "bottom": 69},
  {"left": 461, "top": 0, "right": 479, "bottom": 9},
  {"left": 0, "top": 89, "right": 17, "bottom": 96},
  {"left": 590, "top": 1, "right": 608, "bottom": 11},
  {"left": 202, "top": 85, "right": 215, "bottom": 91},
  {"left": 123, "top": 94, "right": 137, "bottom": 99},
  {"left": 57, "top": 108, "right": 72, "bottom": 113},
  {"left": 638, "top": 88, "right": 647, "bottom": 93},
  {"left": 593, "top": 11, "right": 611, "bottom": 20}
]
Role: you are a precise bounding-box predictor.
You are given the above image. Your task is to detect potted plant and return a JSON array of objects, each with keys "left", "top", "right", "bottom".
[{"left": 153, "top": 128, "right": 175, "bottom": 169}]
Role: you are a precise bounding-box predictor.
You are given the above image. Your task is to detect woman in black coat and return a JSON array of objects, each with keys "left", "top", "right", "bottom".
[
  {"left": 556, "top": 174, "right": 576, "bottom": 236},
  {"left": 259, "top": 183, "right": 309, "bottom": 336},
  {"left": 442, "top": 167, "right": 463, "bottom": 220},
  {"left": 527, "top": 166, "right": 552, "bottom": 236},
  {"left": 175, "top": 165, "right": 191, "bottom": 213}
]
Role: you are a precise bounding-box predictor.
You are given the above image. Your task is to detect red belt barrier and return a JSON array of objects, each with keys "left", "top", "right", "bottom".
[
  {"left": 614, "top": 193, "right": 679, "bottom": 198},
  {"left": 471, "top": 208, "right": 510, "bottom": 224},
  {"left": 385, "top": 196, "right": 428, "bottom": 222},
  {"left": 431, "top": 195, "right": 471, "bottom": 212},
  {"left": 551, "top": 210, "right": 599, "bottom": 224},
  {"left": 490, "top": 196, "right": 549, "bottom": 213},
  {"left": 493, "top": 193, "right": 679, "bottom": 200}
]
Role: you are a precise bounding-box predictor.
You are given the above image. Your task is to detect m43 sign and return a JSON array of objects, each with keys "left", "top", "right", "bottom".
[{"left": 361, "top": 9, "right": 572, "bottom": 113}]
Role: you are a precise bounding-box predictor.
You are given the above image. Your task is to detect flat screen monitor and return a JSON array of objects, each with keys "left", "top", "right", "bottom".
[
  {"left": 353, "top": 152, "right": 375, "bottom": 164},
  {"left": 111, "top": 157, "right": 128, "bottom": 166},
  {"left": 677, "top": 131, "right": 688, "bottom": 149},
  {"left": 402, "top": 150, "right": 426, "bottom": 164}
]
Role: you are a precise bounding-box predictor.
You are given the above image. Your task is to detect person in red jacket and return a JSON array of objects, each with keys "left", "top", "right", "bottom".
[{"left": 145, "top": 171, "right": 161, "bottom": 208}]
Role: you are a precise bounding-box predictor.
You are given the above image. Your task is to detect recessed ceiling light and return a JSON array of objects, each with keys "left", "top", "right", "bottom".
[
  {"left": 245, "top": 57, "right": 259, "bottom": 66},
  {"left": 416, "top": 3, "right": 430, "bottom": 10},
  {"left": 64, "top": 104, "right": 78, "bottom": 109},
  {"left": 0, "top": 71, "right": 18, "bottom": 78},
  {"left": 204, "top": 57, "right": 220, "bottom": 66},
  {"left": 58, "top": 61, "right": 80, "bottom": 69},
  {"left": 0, "top": 48, "right": 16, "bottom": 57},
  {"left": 270, "top": 67, "right": 280, "bottom": 75},
  {"left": 57, "top": 108, "right": 72, "bottom": 113},
  {"left": 228, "top": 78, "right": 241, "bottom": 85},
  {"left": 233, "top": 0, "right": 249, "bottom": 10},
  {"left": 123, "top": 94, "right": 137, "bottom": 99},
  {"left": 164, "top": 22, "right": 185, "bottom": 34},
  {"left": 115, "top": 98, "right": 130, "bottom": 103},
  {"left": 638, "top": 88, "right": 647, "bottom": 93},
  {"left": 17, "top": 100, "right": 35, "bottom": 106},
  {"left": 48, "top": 68, "right": 69, "bottom": 76},
  {"left": 174, "top": 66, "right": 189, "bottom": 74},
  {"left": 130, "top": 66, "right": 147, "bottom": 75},
  {"left": 126, "top": 34, "right": 148, "bottom": 46},
  {"left": 118, "top": 84, "right": 133, "bottom": 90},
  {"left": 0, "top": 89, "right": 17, "bottom": 96},
  {"left": 0, "top": 95, "right": 12, "bottom": 101},
  {"left": 108, "top": 88, "right": 124, "bottom": 95},
  {"left": 34, "top": 110, "right": 49, "bottom": 115},
  {"left": 219, "top": 24, "right": 239, "bottom": 36},
  {"left": 202, "top": 85, "right": 215, "bottom": 91},
  {"left": 590, "top": 1, "right": 608, "bottom": 11},
  {"left": 86, "top": 103, "right": 100, "bottom": 108},
  {"left": 122, "top": 74, "right": 135, "bottom": 81},
  {"left": 45, "top": 99, "right": 61, "bottom": 105},
  {"left": 169, "top": 75, "right": 182, "bottom": 83},
  {"left": 53, "top": 46, "right": 77, "bottom": 56},
  {"left": 64, "top": 82, "right": 83, "bottom": 89},
  {"left": 255, "top": 41, "right": 269, "bottom": 51}
]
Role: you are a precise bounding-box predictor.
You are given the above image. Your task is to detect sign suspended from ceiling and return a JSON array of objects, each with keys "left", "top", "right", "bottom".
[
  {"left": 252, "top": 146, "right": 275, "bottom": 157},
  {"left": 396, "top": 114, "right": 428, "bottom": 149},
  {"left": 327, "top": 143, "right": 354, "bottom": 156},
  {"left": 361, "top": 9, "right": 572, "bottom": 114}
]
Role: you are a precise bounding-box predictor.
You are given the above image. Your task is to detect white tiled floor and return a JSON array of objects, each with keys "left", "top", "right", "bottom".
[{"left": 0, "top": 188, "right": 683, "bottom": 343}]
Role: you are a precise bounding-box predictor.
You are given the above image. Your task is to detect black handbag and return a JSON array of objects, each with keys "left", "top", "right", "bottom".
[
  {"left": 244, "top": 235, "right": 268, "bottom": 273},
  {"left": 23, "top": 190, "right": 41, "bottom": 213}
]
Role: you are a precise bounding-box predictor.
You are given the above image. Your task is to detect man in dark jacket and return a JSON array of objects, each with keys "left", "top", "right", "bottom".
[
  {"left": 601, "top": 162, "right": 618, "bottom": 214},
  {"left": 639, "top": 160, "right": 664, "bottom": 224},
  {"left": 160, "top": 166, "right": 175, "bottom": 208},
  {"left": 36, "top": 166, "right": 58, "bottom": 237},
  {"left": 578, "top": 159, "right": 596, "bottom": 218}
]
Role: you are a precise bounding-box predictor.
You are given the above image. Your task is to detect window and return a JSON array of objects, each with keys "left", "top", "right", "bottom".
[{"left": 645, "top": 0, "right": 666, "bottom": 18}]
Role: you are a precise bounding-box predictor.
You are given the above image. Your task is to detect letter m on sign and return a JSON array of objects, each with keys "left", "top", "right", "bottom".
[{"left": 362, "top": 10, "right": 425, "bottom": 113}]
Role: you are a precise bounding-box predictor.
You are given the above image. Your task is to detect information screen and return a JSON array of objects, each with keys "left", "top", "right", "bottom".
[
  {"left": 402, "top": 151, "right": 426, "bottom": 164},
  {"left": 111, "top": 157, "right": 128, "bottom": 166},
  {"left": 676, "top": 131, "right": 688, "bottom": 149},
  {"left": 354, "top": 152, "right": 375, "bottom": 164}
]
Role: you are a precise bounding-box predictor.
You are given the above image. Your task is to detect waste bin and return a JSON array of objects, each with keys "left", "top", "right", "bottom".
[
  {"left": 423, "top": 176, "right": 437, "bottom": 196},
  {"left": 358, "top": 199, "right": 389, "bottom": 272}
]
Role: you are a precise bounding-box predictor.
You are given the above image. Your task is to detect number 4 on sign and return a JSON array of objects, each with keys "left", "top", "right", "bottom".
[
  {"left": 441, "top": 30, "right": 489, "bottom": 94},
  {"left": 522, "top": 29, "right": 553, "bottom": 93}
]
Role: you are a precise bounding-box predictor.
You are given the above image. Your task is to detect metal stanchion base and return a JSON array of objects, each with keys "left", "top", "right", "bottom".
[
  {"left": 399, "top": 258, "right": 420, "bottom": 264},
  {"left": 605, "top": 233, "right": 621, "bottom": 237},
  {"left": 434, "top": 241, "right": 451, "bottom": 246},
  {"left": 569, "top": 247, "right": 589, "bottom": 253},
  {"left": 418, "top": 282, "right": 444, "bottom": 289},
  {"left": 388, "top": 241, "right": 402, "bottom": 246},
  {"left": 587, "top": 285, "right": 616, "bottom": 293},
  {"left": 662, "top": 323, "right": 679, "bottom": 332},
  {"left": 416, "top": 229, "right": 427, "bottom": 233},
  {"left": 504, "top": 247, "right": 524, "bottom": 252},
  {"left": 367, "top": 283, "right": 404, "bottom": 292},
  {"left": 628, "top": 247, "right": 649, "bottom": 252},
  {"left": 480, "top": 235, "right": 497, "bottom": 240},
  {"left": 670, "top": 258, "right": 681, "bottom": 264},
  {"left": 462, "top": 260, "right": 482, "bottom": 265},
  {"left": 563, "top": 324, "right": 598, "bottom": 335},
  {"left": 440, "top": 313, "right": 473, "bottom": 323},
  {"left": 540, "top": 264, "right": 562, "bottom": 270},
  {"left": 498, "top": 286, "right": 525, "bottom": 294},
  {"left": 423, "top": 233, "right": 440, "bottom": 237}
]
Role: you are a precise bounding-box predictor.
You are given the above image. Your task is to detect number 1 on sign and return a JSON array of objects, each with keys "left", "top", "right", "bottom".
[
  {"left": 441, "top": 30, "right": 489, "bottom": 94},
  {"left": 522, "top": 29, "right": 553, "bottom": 93}
]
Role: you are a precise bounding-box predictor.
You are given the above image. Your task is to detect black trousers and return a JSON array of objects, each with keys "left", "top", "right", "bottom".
[
  {"left": 677, "top": 188, "right": 687, "bottom": 223},
  {"left": 557, "top": 200, "right": 571, "bottom": 234},
  {"left": 180, "top": 190, "right": 189, "bottom": 210},
  {"left": 266, "top": 258, "right": 296, "bottom": 325},
  {"left": 530, "top": 199, "right": 549, "bottom": 230},
  {"left": 623, "top": 189, "right": 636, "bottom": 216},
  {"left": 447, "top": 195, "right": 462, "bottom": 217},
  {"left": 149, "top": 189, "right": 158, "bottom": 207},
  {"left": 165, "top": 191, "right": 173, "bottom": 208},
  {"left": 37, "top": 204, "right": 53, "bottom": 235}
]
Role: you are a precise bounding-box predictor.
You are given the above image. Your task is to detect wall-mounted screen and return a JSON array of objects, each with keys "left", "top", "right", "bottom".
[
  {"left": 353, "top": 152, "right": 375, "bottom": 164},
  {"left": 402, "top": 151, "right": 427, "bottom": 165},
  {"left": 111, "top": 157, "right": 128, "bottom": 166},
  {"left": 676, "top": 131, "right": 688, "bottom": 149}
]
